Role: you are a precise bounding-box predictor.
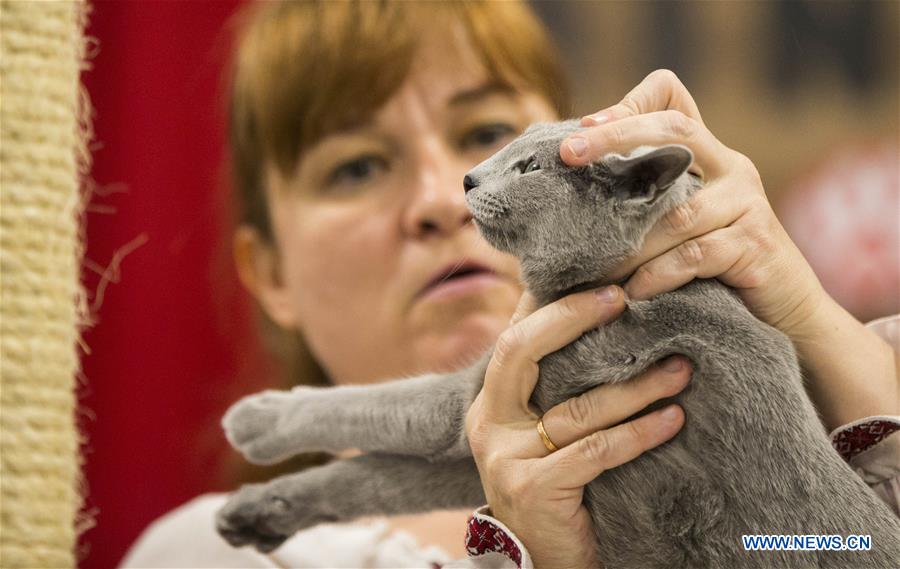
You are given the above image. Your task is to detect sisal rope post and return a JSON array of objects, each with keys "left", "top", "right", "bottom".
[{"left": 1, "top": 1, "right": 90, "bottom": 567}]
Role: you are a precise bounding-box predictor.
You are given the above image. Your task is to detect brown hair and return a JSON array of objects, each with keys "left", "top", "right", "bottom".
[{"left": 222, "top": 0, "right": 571, "bottom": 483}]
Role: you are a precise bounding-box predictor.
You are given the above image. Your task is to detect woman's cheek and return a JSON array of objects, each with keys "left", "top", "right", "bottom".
[
  {"left": 283, "top": 206, "right": 412, "bottom": 380},
  {"left": 293, "top": 202, "right": 396, "bottom": 294}
]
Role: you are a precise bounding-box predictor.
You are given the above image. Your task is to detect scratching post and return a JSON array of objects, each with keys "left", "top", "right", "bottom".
[{"left": 1, "top": 1, "right": 89, "bottom": 566}]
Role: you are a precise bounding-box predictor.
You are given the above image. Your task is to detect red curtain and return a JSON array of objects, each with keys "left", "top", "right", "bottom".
[{"left": 78, "top": 2, "right": 271, "bottom": 567}]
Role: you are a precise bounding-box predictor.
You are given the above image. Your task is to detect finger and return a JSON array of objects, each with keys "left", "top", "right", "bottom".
[
  {"left": 540, "top": 355, "right": 692, "bottom": 448},
  {"left": 562, "top": 110, "right": 728, "bottom": 176},
  {"left": 607, "top": 181, "right": 753, "bottom": 282},
  {"left": 509, "top": 290, "right": 539, "bottom": 325},
  {"left": 481, "top": 286, "right": 626, "bottom": 419},
  {"left": 623, "top": 226, "right": 750, "bottom": 301},
  {"left": 544, "top": 404, "right": 685, "bottom": 489},
  {"left": 581, "top": 69, "right": 703, "bottom": 126}
]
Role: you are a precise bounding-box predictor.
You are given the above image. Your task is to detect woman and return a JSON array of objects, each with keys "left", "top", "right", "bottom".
[{"left": 122, "top": 1, "right": 899, "bottom": 567}]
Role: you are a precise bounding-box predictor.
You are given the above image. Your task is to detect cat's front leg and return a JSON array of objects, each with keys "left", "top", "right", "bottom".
[
  {"left": 223, "top": 355, "right": 488, "bottom": 465},
  {"left": 216, "top": 454, "right": 484, "bottom": 553}
]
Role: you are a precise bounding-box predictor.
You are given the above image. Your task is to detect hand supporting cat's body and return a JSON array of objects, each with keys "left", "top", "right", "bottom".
[{"left": 217, "top": 121, "right": 900, "bottom": 567}]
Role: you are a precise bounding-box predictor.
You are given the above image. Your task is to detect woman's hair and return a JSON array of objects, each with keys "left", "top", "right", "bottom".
[{"left": 222, "top": 0, "right": 572, "bottom": 483}]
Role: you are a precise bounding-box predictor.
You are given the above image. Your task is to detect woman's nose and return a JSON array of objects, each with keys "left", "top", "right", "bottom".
[{"left": 402, "top": 153, "right": 473, "bottom": 239}]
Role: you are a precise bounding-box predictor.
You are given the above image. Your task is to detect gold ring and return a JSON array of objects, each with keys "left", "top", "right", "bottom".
[{"left": 536, "top": 417, "right": 559, "bottom": 453}]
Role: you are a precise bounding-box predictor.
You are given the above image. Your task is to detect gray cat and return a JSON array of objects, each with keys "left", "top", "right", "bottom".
[{"left": 216, "top": 120, "right": 900, "bottom": 567}]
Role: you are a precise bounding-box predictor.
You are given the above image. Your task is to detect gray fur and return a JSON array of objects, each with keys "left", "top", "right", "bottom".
[{"left": 217, "top": 120, "right": 900, "bottom": 567}]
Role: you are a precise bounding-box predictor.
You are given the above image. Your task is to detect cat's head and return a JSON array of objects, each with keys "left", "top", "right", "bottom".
[{"left": 464, "top": 119, "right": 697, "bottom": 301}]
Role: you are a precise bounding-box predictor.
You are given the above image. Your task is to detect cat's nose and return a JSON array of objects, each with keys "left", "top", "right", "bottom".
[{"left": 463, "top": 175, "right": 478, "bottom": 194}]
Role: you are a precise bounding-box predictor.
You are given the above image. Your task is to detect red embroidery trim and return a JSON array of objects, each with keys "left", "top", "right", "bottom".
[
  {"left": 465, "top": 515, "right": 523, "bottom": 568},
  {"left": 831, "top": 419, "right": 900, "bottom": 461}
]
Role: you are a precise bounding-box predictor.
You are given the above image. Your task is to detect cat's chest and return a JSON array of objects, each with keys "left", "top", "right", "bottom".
[
  {"left": 528, "top": 280, "right": 747, "bottom": 412},
  {"left": 529, "top": 313, "right": 653, "bottom": 412}
]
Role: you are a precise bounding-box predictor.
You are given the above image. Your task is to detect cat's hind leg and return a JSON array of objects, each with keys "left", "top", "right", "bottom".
[{"left": 216, "top": 454, "right": 484, "bottom": 553}]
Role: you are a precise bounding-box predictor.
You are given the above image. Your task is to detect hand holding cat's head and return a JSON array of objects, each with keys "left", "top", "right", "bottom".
[{"left": 464, "top": 119, "right": 697, "bottom": 300}]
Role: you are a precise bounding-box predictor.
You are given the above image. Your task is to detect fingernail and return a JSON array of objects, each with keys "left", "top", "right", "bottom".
[
  {"left": 595, "top": 285, "right": 619, "bottom": 302},
  {"left": 661, "top": 405, "right": 680, "bottom": 422},
  {"left": 662, "top": 356, "right": 683, "bottom": 373},
  {"left": 582, "top": 113, "right": 610, "bottom": 126},
  {"left": 566, "top": 136, "right": 588, "bottom": 158}
]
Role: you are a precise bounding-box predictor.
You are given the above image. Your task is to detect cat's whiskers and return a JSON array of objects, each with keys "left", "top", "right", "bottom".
[{"left": 430, "top": 257, "right": 471, "bottom": 290}]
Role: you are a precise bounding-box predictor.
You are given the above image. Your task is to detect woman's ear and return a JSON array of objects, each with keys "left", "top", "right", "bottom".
[{"left": 233, "top": 225, "right": 298, "bottom": 330}]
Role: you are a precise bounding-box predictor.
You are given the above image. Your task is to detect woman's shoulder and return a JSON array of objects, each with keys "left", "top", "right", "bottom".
[{"left": 119, "top": 492, "right": 453, "bottom": 568}]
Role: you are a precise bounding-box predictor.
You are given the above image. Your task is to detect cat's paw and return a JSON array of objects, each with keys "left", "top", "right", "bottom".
[
  {"left": 222, "top": 390, "right": 297, "bottom": 465},
  {"left": 216, "top": 482, "right": 334, "bottom": 553}
]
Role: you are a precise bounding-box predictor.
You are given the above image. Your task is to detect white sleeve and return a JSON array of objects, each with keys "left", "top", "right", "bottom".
[
  {"left": 118, "top": 494, "right": 277, "bottom": 568},
  {"left": 824, "top": 314, "right": 900, "bottom": 518},
  {"left": 119, "top": 493, "right": 454, "bottom": 568}
]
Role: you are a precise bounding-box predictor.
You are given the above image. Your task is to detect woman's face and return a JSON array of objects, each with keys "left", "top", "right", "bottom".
[{"left": 258, "top": 34, "right": 557, "bottom": 384}]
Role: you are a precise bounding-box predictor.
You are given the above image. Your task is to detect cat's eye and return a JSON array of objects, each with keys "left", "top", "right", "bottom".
[{"left": 516, "top": 157, "right": 541, "bottom": 174}]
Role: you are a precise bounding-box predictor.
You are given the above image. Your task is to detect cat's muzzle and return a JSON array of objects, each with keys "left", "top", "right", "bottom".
[{"left": 465, "top": 191, "right": 509, "bottom": 221}]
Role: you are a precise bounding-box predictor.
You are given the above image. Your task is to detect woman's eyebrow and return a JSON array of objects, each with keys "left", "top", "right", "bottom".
[
  {"left": 448, "top": 82, "right": 517, "bottom": 107},
  {"left": 323, "top": 83, "right": 518, "bottom": 140},
  {"left": 329, "top": 120, "right": 380, "bottom": 138}
]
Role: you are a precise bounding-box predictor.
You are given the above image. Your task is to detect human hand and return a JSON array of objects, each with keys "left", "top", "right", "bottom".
[
  {"left": 560, "top": 69, "right": 827, "bottom": 339},
  {"left": 465, "top": 287, "right": 691, "bottom": 568}
]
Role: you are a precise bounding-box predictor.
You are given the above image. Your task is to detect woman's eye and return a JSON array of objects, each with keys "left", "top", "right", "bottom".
[
  {"left": 327, "top": 155, "right": 388, "bottom": 187},
  {"left": 461, "top": 123, "right": 517, "bottom": 150}
]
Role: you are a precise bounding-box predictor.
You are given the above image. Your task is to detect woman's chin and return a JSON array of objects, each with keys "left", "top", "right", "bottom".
[{"left": 410, "top": 311, "right": 510, "bottom": 374}]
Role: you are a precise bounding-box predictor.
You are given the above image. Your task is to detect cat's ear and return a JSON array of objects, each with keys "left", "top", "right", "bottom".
[{"left": 603, "top": 145, "right": 693, "bottom": 202}]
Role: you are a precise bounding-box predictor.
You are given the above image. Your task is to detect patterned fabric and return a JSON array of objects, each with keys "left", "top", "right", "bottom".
[
  {"left": 831, "top": 417, "right": 900, "bottom": 461},
  {"left": 464, "top": 509, "right": 526, "bottom": 569}
]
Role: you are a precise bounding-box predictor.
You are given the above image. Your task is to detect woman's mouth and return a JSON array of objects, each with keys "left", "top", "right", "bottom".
[{"left": 417, "top": 261, "right": 503, "bottom": 303}]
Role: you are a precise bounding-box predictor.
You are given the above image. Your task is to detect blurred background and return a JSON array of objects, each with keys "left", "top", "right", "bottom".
[{"left": 78, "top": 1, "right": 898, "bottom": 567}]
